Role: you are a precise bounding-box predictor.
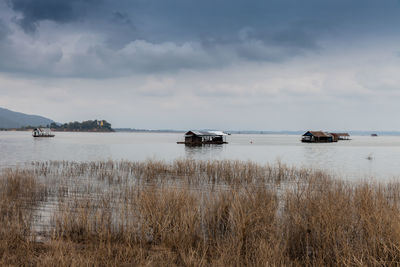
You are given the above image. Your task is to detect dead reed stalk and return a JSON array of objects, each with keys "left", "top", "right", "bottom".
[{"left": 2, "top": 160, "right": 400, "bottom": 265}]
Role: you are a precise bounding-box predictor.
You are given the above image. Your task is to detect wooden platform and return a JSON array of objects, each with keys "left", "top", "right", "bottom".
[
  {"left": 33, "top": 135, "right": 55, "bottom": 138},
  {"left": 301, "top": 140, "right": 333, "bottom": 143},
  {"left": 177, "top": 141, "right": 228, "bottom": 145}
]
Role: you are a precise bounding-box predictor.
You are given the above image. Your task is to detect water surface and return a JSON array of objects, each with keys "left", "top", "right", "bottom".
[{"left": 1, "top": 131, "right": 400, "bottom": 180}]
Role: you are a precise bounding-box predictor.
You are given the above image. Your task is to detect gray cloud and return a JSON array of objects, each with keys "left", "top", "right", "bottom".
[
  {"left": 0, "top": 20, "right": 325, "bottom": 78},
  {"left": 0, "top": 19, "right": 10, "bottom": 40},
  {"left": 1, "top": 0, "right": 400, "bottom": 78},
  {"left": 6, "top": 0, "right": 97, "bottom": 32},
  {"left": 6, "top": 0, "right": 400, "bottom": 38},
  {"left": 1, "top": 0, "right": 400, "bottom": 131},
  {"left": 111, "top": 11, "right": 134, "bottom": 29}
]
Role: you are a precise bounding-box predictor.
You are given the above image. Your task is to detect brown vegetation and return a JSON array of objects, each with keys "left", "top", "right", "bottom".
[{"left": 1, "top": 160, "right": 400, "bottom": 266}]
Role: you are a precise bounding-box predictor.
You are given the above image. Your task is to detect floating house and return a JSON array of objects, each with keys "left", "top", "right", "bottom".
[
  {"left": 177, "top": 130, "right": 228, "bottom": 145},
  {"left": 32, "top": 128, "right": 55, "bottom": 138},
  {"left": 330, "top": 133, "right": 351, "bottom": 141},
  {"left": 301, "top": 131, "right": 335, "bottom": 143}
]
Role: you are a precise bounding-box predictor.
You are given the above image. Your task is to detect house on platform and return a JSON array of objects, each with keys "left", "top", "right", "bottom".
[
  {"left": 301, "top": 131, "right": 335, "bottom": 143},
  {"left": 178, "top": 130, "right": 228, "bottom": 145}
]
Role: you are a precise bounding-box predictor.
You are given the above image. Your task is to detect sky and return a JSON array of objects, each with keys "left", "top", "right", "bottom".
[{"left": 1, "top": 0, "right": 400, "bottom": 130}]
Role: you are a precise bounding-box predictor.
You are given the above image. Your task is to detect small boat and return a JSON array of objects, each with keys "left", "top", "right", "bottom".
[
  {"left": 371, "top": 133, "right": 378, "bottom": 137},
  {"left": 32, "top": 128, "right": 55, "bottom": 138}
]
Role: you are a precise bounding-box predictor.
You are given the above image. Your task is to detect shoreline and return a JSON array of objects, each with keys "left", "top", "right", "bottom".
[{"left": 3, "top": 128, "right": 400, "bottom": 136}]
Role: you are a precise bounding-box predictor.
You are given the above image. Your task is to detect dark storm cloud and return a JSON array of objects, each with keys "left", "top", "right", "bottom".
[
  {"left": 0, "top": 19, "right": 10, "bottom": 40},
  {"left": 118, "top": 0, "right": 400, "bottom": 41},
  {"left": 111, "top": 11, "right": 134, "bottom": 28},
  {"left": 6, "top": 0, "right": 98, "bottom": 32},
  {"left": 6, "top": 0, "right": 400, "bottom": 37},
  {"left": 1, "top": 0, "right": 400, "bottom": 77}
]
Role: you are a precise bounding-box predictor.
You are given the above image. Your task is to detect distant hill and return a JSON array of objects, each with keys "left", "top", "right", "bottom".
[{"left": 0, "top": 107, "right": 54, "bottom": 129}]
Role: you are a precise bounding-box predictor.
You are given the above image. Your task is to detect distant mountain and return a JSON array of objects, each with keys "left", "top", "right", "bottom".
[{"left": 0, "top": 107, "right": 54, "bottom": 129}]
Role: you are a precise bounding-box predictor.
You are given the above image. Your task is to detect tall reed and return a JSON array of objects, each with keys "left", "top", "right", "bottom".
[{"left": 1, "top": 159, "right": 400, "bottom": 265}]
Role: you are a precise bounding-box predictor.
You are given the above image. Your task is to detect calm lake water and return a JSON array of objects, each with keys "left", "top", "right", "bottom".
[{"left": 1, "top": 131, "right": 400, "bottom": 180}]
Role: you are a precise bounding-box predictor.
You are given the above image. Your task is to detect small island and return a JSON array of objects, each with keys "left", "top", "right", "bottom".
[{"left": 50, "top": 120, "right": 114, "bottom": 132}]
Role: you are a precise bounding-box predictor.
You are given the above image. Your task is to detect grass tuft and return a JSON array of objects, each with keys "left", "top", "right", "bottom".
[{"left": 1, "top": 160, "right": 400, "bottom": 265}]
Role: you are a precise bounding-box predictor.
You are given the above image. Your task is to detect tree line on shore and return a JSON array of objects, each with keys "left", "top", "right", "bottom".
[
  {"left": 50, "top": 120, "right": 113, "bottom": 132},
  {"left": 2, "top": 119, "right": 114, "bottom": 132}
]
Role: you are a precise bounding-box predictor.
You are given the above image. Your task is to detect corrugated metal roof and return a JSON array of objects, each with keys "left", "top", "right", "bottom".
[
  {"left": 207, "top": 130, "right": 227, "bottom": 136},
  {"left": 185, "top": 130, "right": 226, "bottom": 137}
]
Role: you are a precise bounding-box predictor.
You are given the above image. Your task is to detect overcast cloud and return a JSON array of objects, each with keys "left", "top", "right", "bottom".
[{"left": 1, "top": 0, "right": 400, "bottom": 130}]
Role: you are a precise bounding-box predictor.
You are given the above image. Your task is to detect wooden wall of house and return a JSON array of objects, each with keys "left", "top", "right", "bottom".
[{"left": 185, "top": 136, "right": 203, "bottom": 143}]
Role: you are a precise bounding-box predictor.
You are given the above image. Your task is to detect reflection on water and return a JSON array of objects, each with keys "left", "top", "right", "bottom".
[
  {"left": 184, "top": 144, "right": 224, "bottom": 159},
  {"left": 302, "top": 144, "right": 338, "bottom": 165},
  {"left": 1, "top": 131, "right": 400, "bottom": 180}
]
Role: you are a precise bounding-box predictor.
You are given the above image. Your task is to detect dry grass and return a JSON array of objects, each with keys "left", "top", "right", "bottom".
[
  {"left": 284, "top": 176, "right": 400, "bottom": 265},
  {"left": 1, "top": 159, "right": 400, "bottom": 265},
  {"left": 0, "top": 170, "right": 48, "bottom": 265}
]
